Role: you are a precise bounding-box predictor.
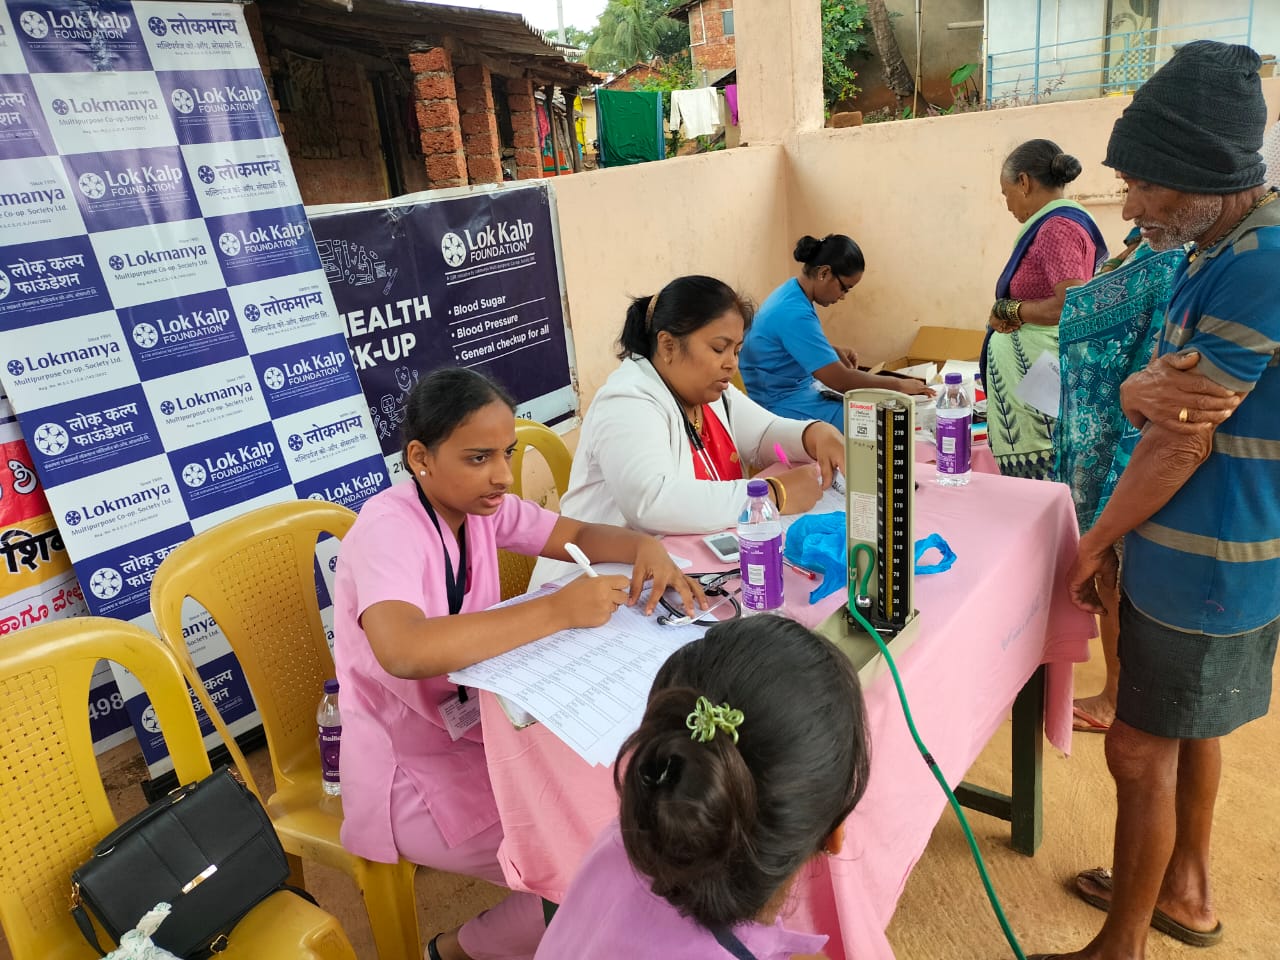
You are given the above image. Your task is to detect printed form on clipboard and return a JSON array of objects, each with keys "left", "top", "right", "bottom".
[{"left": 449, "top": 586, "right": 705, "bottom": 766}]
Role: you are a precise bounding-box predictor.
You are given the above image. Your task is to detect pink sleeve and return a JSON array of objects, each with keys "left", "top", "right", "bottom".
[
  {"left": 1030, "top": 219, "right": 1097, "bottom": 286},
  {"left": 493, "top": 495, "right": 559, "bottom": 556},
  {"left": 344, "top": 503, "right": 435, "bottom": 617}
]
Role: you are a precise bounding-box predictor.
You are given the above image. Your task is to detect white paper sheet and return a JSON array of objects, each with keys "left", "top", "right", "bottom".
[
  {"left": 451, "top": 601, "right": 705, "bottom": 765},
  {"left": 1012, "top": 350, "right": 1062, "bottom": 418}
]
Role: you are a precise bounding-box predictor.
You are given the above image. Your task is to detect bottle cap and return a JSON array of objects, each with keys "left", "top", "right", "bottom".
[
  {"left": 944, "top": 372, "right": 963, "bottom": 384},
  {"left": 323, "top": 679, "right": 339, "bottom": 695},
  {"left": 747, "top": 478, "right": 769, "bottom": 498}
]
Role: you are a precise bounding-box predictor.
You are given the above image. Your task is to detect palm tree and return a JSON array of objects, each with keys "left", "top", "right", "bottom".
[{"left": 585, "top": 0, "right": 664, "bottom": 71}]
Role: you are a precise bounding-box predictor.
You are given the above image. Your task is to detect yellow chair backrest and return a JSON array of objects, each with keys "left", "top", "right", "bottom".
[
  {"left": 730, "top": 370, "right": 747, "bottom": 396},
  {"left": 501, "top": 419, "right": 572, "bottom": 599},
  {"left": 511, "top": 418, "right": 573, "bottom": 499},
  {"left": 0, "top": 618, "right": 213, "bottom": 960},
  {"left": 150, "top": 499, "right": 356, "bottom": 801}
]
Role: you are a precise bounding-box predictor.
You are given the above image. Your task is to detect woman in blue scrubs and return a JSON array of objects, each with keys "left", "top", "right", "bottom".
[{"left": 740, "top": 234, "right": 932, "bottom": 428}]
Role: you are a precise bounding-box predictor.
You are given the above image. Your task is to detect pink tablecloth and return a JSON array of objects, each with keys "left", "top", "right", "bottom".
[{"left": 480, "top": 466, "right": 1094, "bottom": 959}]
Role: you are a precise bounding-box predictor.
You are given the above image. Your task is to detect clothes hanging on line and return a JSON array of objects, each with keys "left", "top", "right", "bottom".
[
  {"left": 596, "top": 89, "right": 664, "bottom": 166},
  {"left": 670, "top": 87, "right": 722, "bottom": 139},
  {"left": 723, "top": 84, "right": 739, "bottom": 126}
]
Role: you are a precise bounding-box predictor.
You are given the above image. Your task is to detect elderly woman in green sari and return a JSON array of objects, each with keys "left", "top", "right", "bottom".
[
  {"left": 1056, "top": 228, "right": 1186, "bottom": 732},
  {"left": 983, "top": 140, "right": 1108, "bottom": 479}
]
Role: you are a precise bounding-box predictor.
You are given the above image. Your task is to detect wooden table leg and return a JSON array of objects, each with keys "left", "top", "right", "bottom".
[{"left": 955, "top": 664, "right": 1045, "bottom": 856}]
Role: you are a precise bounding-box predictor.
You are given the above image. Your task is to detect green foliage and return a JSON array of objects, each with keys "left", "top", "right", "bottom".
[
  {"left": 821, "top": 0, "right": 871, "bottom": 109},
  {"left": 583, "top": 0, "right": 689, "bottom": 74},
  {"left": 949, "top": 62, "right": 979, "bottom": 87}
]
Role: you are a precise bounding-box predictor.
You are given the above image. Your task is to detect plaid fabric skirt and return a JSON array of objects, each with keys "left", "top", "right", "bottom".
[{"left": 1117, "top": 595, "right": 1280, "bottom": 739}]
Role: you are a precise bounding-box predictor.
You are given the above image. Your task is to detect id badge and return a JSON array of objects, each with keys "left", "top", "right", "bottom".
[{"left": 438, "top": 690, "right": 481, "bottom": 741}]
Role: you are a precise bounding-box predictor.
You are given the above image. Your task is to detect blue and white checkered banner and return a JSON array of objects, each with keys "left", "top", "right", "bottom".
[{"left": 0, "top": 0, "right": 388, "bottom": 774}]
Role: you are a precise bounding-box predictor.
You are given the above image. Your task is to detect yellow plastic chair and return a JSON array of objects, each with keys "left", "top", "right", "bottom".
[
  {"left": 512, "top": 417, "right": 572, "bottom": 498},
  {"left": 0, "top": 617, "right": 356, "bottom": 960},
  {"left": 730, "top": 370, "right": 748, "bottom": 396},
  {"left": 149, "top": 499, "right": 422, "bottom": 960},
  {"left": 501, "top": 419, "right": 574, "bottom": 599}
]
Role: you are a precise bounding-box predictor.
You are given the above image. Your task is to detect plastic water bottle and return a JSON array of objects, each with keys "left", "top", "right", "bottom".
[
  {"left": 935, "top": 372, "right": 972, "bottom": 486},
  {"left": 737, "top": 478, "right": 784, "bottom": 614},
  {"left": 317, "top": 679, "right": 342, "bottom": 797}
]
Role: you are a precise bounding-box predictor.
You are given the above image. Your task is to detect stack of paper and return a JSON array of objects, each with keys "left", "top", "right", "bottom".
[{"left": 450, "top": 602, "right": 705, "bottom": 765}]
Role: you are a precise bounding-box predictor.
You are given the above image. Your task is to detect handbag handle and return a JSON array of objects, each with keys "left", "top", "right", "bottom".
[
  {"left": 69, "top": 887, "right": 108, "bottom": 958},
  {"left": 89, "top": 779, "right": 199, "bottom": 857}
]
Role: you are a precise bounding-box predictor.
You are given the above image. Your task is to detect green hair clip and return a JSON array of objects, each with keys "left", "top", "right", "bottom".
[{"left": 686, "top": 695, "right": 745, "bottom": 744}]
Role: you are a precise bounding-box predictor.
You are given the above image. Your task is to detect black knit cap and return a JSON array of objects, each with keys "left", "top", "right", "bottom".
[{"left": 1105, "top": 40, "right": 1267, "bottom": 194}]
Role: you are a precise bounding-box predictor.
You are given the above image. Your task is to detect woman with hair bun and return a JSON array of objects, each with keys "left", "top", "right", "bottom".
[
  {"left": 739, "top": 233, "right": 933, "bottom": 430},
  {"left": 530, "top": 275, "right": 847, "bottom": 587},
  {"left": 534, "top": 615, "right": 871, "bottom": 959},
  {"left": 984, "top": 138, "right": 1108, "bottom": 479}
]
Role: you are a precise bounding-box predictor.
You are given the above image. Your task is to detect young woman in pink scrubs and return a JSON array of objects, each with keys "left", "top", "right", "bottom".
[
  {"left": 535, "top": 615, "right": 871, "bottom": 960},
  {"left": 334, "top": 368, "right": 702, "bottom": 960}
]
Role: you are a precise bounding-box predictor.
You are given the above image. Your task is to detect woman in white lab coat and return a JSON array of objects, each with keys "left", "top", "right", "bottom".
[{"left": 531, "top": 275, "right": 844, "bottom": 587}]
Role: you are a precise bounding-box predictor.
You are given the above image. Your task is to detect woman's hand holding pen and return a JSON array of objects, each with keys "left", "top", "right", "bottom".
[
  {"left": 800, "top": 421, "right": 845, "bottom": 489},
  {"left": 552, "top": 574, "right": 632, "bottom": 628}
]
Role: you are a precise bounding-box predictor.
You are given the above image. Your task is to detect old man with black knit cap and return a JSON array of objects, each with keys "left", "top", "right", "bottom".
[{"left": 1035, "top": 41, "right": 1280, "bottom": 960}]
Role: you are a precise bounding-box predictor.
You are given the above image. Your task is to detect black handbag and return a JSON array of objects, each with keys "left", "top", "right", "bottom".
[{"left": 70, "top": 766, "right": 293, "bottom": 958}]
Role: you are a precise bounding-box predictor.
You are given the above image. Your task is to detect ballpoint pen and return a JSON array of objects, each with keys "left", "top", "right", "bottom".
[{"left": 565, "top": 542, "right": 598, "bottom": 577}]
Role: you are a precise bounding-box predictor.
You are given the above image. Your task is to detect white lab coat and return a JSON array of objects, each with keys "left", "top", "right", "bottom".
[{"left": 530, "top": 357, "right": 814, "bottom": 588}]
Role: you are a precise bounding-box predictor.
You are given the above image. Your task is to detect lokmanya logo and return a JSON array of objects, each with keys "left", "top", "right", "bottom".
[
  {"left": 157, "top": 381, "right": 254, "bottom": 417},
  {"left": 441, "top": 218, "right": 535, "bottom": 267},
  {"left": 0, "top": 186, "right": 66, "bottom": 208},
  {"left": 6, "top": 341, "right": 121, "bottom": 377},
  {"left": 62, "top": 482, "right": 171, "bottom": 528},
  {"left": 132, "top": 304, "right": 230, "bottom": 350},
  {"left": 180, "top": 438, "right": 277, "bottom": 489},
  {"left": 169, "top": 80, "right": 263, "bottom": 115},
  {"left": 146, "top": 13, "right": 239, "bottom": 37},
  {"left": 50, "top": 94, "right": 159, "bottom": 117},
  {"left": 107, "top": 238, "right": 208, "bottom": 273},
  {"left": 18, "top": 7, "right": 133, "bottom": 40},
  {"left": 77, "top": 160, "right": 183, "bottom": 200}
]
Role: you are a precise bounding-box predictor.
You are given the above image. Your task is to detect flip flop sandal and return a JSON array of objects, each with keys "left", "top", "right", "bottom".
[
  {"left": 1074, "top": 867, "right": 1224, "bottom": 947},
  {"left": 1072, "top": 704, "right": 1112, "bottom": 733},
  {"left": 426, "top": 934, "right": 444, "bottom": 960}
]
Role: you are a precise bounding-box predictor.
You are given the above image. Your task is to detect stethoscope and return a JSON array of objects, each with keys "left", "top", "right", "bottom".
[
  {"left": 667, "top": 380, "right": 736, "bottom": 483},
  {"left": 656, "top": 570, "right": 743, "bottom": 626}
]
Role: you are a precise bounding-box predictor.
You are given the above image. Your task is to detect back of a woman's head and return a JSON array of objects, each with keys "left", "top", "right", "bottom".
[
  {"left": 1003, "top": 138, "right": 1082, "bottom": 189},
  {"left": 793, "top": 234, "right": 865, "bottom": 277},
  {"left": 618, "top": 275, "right": 754, "bottom": 360},
  {"left": 400, "top": 367, "right": 514, "bottom": 462},
  {"left": 615, "top": 616, "right": 870, "bottom": 929}
]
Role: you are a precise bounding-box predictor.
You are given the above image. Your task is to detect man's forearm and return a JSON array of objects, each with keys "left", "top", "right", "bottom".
[{"left": 1086, "top": 423, "right": 1213, "bottom": 547}]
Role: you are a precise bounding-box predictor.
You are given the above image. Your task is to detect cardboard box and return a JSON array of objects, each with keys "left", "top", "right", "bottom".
[{"left": 880, "top": 326, "right": 987, "bottom": 371}]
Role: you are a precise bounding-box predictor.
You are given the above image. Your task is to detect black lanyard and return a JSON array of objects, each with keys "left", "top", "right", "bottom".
[
  {"left": 710, "top": 926, "right": 757, "bottom": 960},
  {"left": 416, "top": 484, "right": 469, "bottom": 702}
]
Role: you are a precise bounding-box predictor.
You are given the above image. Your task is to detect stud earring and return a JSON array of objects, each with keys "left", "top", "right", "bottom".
[{"left": 419, "top": 470, "right": 426, "bottom": 476}]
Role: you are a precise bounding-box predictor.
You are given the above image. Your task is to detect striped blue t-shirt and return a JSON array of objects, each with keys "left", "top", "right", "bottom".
[{"left": 1122, "top": 196, "right": 1280, "bottom": 635}]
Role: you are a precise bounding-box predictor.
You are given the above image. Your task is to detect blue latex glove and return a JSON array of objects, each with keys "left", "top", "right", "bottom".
[{"left": 783, "top": 512, "right": 847, "bottom": 604}]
